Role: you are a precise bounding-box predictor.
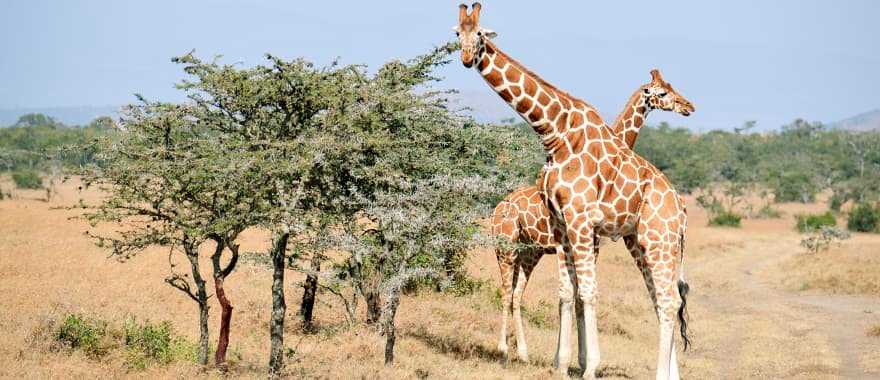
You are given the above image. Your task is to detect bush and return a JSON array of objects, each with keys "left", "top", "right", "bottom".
[
  {"left": 796, "top": 212, "right": 837, "bottom": 232},
  {"left": 49, "top": 313, "right": 196, "bottom": 369},
  {"left": 848, "top": 203, "right": 880, "bottom": 233},
  {"left": 800, "top": 226, "right": 851, "bottom": 254},
  {"left": 123, "top": 318, "right": 197, "bottom": 369},
  {"left": 55, "top": 314, "right": 112, "bottom": 358},
  {"left": 709, "top": 210, "right": 742, "bottom": 227},
  {"left": 12, "top": 170, "right": 43, "bottom": 189}
]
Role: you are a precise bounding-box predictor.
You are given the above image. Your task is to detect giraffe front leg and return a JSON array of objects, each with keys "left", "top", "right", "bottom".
[
  {"left": 553, "top": 244, "right": 576, "bottom": 375},
  {"left": 569, "top": 226, "right": 600, "bottom": 380},
  {"left": 576, "top": 234, "right": 600, "bottom": 370}
]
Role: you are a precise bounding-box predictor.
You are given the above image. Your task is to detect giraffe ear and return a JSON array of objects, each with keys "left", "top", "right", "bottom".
[{"left": 481, "top": 28, "right": 497, "bottom": 39}]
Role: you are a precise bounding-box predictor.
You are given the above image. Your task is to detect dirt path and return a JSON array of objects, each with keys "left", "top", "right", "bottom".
[{"left": 690, "top": 233, "right": 880, "bottom": 379}]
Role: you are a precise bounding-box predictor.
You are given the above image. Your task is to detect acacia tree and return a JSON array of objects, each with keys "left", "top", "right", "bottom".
[{"left": 82, "top": 100, "right": 255, "bottom": 367}]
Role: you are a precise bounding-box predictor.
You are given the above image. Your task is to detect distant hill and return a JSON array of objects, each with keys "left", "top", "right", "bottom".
[
  {"left": 0, "top": 106, "right": 120, "bottom": 127},
  {"left": 832, "top": 109, "right": 880, "bottom": 132}
]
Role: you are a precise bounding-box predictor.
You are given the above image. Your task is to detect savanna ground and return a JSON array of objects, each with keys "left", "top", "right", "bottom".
[{"left": 1, "top": 178, "right": 879, "bottom": 379}]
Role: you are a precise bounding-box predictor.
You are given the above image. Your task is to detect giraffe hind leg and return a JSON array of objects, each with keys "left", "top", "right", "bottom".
[
  {"left": 495, "top": 248, "right": 514, "bottom": 357},
  {"left": 511, "top": 247, "right": 544, "bottom": 362}
]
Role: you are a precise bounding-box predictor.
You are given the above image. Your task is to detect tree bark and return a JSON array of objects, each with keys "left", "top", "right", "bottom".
[
  {"left": 185, "top": 245, "right": 210, "bottom": 366},
  {"left": 268, "top": 232, "right": 290, "bottom": 378},
  {"left": 211, "top": 238, "right": 239, "bottom": 370},
  {"left": 364, "top": 290, "right": 381, "bottom": 324},
  {"left": 299, "top": 253, "right": 321, "bottom": 331},
  {"left": 382, "top": 290, "right": 401, "bottom": 365}
]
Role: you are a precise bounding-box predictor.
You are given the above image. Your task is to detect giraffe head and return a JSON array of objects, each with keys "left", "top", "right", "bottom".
[
  {"left": 643, "top": 69, "right": 695, "bottom": 116},
  {"left": 454, "top": 2, "right": 497, "bottom": 68}
]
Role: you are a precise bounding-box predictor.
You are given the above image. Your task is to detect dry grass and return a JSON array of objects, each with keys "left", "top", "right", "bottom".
[
  {"left": 869, "top": 325, "right": 880, "bottom": 338},
  {"left": 1, "top": 177, "right": 880, "bottom": 378},
  {"left": 776, "top": 232, "right": 880, "bottom": 296}
]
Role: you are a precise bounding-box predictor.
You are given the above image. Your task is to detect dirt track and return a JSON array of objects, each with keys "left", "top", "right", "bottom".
[{"left": 686, "top": 232, "right": 880, "bottom": 379}]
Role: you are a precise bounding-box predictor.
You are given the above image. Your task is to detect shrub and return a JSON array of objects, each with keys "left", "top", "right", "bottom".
[
  {"left": 49, "top": 313, "right": 196, "bottom": 369},
  {"left": 795, "top": 212, "right": 836, "bottom": 232},
  {"left": 847, "top": 203, "right": 880, "bottom": 233},
  {"left": 12, "top": 170, "right": 43, "bottom": 189},
  {"left": 800, "top": 226, "right": 851, "bottom": 254},
  {"left": 55, "top": 314, "right": 112, "bottom": 358},
  {"left": 709, "top": 210, "right": 742, "bottom": 227},
  {"left": 123, "top": 318, "right": 197, "bottom": 369}
]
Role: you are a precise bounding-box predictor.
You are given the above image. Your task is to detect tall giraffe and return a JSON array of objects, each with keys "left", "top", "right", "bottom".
[
  {"left": 492, "top": 69, "right": 694, "bottom": 364},
  {"left": 456, "top": 4, "right": 692, "bottom": 379}
]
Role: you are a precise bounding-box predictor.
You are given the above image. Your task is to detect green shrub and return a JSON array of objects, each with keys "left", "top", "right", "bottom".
[
  {"left": 848, "top": 203, "right": 880, "bottom": 233},
  {"left": 122, "top": 318, "right": 198, "bottom": 369},
  {"left": 50, "top": 313, "right": 196, "bottom": 369},
  {"left": 12, "top": 170, "right": 43, "bottom": 189},
  {"left": 55, "top": 314, "right": 112, "bottom": 358},
  {"left": 795, "top": 212, "right": 837, "bottom": 232},
  {"left": 709, "top": 210, "right": 742, "bottom": 227}
]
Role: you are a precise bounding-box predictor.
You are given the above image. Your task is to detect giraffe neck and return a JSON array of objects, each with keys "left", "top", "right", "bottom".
[
  {"left": 475, "top": 41, "right": 609, "bottom": 162},
  {"left": 611, "top": 89, "right": 651, "bottom": 149}
]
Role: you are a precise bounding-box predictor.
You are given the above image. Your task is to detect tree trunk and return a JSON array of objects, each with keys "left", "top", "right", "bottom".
[
  {"left": 365, "top": 291, "right": 381, "bottom": 324},
  {"left": 382, "top": 290, "right": 401, "bottom": 365},
  {"left": 299, "top": 253, "right": 321, "bottom": 331},
  {"left": 268, "top": 232, "right": 290, "bottom": 378},
  {"left": 185, "top": 249, "right": 210, "bottom": 366},
  {"left": 211, "top": 238, "right": 239, "bottom": 370}
]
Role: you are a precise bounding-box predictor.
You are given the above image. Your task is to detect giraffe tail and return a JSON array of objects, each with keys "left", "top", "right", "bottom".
[{"left": 677, "top": 230, "right": 691, "bottom": 352}]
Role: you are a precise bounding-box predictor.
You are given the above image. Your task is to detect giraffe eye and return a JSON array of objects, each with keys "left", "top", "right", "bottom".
[
  {"left": 477, "top": 31, "right": 483, "bottom": 37},
  {"left": 455, "top": 32, "right": 460, "bottom": 36}
]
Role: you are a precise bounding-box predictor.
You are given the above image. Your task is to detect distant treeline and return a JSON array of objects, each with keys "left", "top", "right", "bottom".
[
  {"left": 0, "top": 113, "right": 112, "bottom": 171},
  {"left": 633, "top": 120, "right": 880, "bottom": 209},
  {"left": 3, "top": 111, "right": 880, "bottom": 210}
]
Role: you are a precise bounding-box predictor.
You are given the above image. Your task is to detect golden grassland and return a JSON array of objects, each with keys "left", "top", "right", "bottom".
[{"left": 1, "top": 178, "right": 879, "bottom": 379}]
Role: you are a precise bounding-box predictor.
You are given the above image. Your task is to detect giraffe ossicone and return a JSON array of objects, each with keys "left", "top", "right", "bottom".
[{"left": 457, "top": 3, "right": 694, "bottom": 379}]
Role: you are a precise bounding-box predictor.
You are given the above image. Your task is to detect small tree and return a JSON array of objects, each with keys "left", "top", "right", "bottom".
[{"left": 83, "top": 100, "right": 253, "bottom": 367}]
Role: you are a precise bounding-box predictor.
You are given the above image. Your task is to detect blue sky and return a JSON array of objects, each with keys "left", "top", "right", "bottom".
[{"left": 1, "top": 0, "right": 878, "bottom": 130}]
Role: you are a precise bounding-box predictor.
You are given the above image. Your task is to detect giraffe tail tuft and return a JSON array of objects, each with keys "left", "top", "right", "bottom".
[{"left": 677, "top": 230, "right": 691, "bottom": 352}]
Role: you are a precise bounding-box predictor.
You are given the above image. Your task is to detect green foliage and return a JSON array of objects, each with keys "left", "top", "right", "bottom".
[
  {"left": 848, "top": 203, "right": 880, "bottom": 233},
  {"left": 0, "top": 114, "right": 111, "bottom": 172},
  {"left": 11, "top": 169, "right": 42, "bottom": 189},
  {"left": 123, "top": 318, "right": 198, "bottom": 369},
  {"left": 796, "top": 212, "right": 837, "bottom": 232},
  {"left": 697, "top": 189, "right": 743, "bottom": 227},
  {"left": 51, "top": 313, "right": 196, "bottom": 368},
  {"left": 709, "top": 210, "right": 742, "bottom": 227},
  {"left": 55, "top": 314, "right": 111, "bottom": 358},
  {"left": 636, "top": 120, "right": 880, "bottom": 206}
]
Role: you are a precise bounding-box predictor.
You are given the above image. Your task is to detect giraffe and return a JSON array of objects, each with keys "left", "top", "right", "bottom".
[
  {"left": 456, "top": 4, "right": 693, "bottom": 379},
  {"left": 492, "top": 69, "right": 694, "bottom": 364}
]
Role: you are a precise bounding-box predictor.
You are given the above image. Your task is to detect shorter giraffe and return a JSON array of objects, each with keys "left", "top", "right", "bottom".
[{"left": 492, "top": 70, "right": 694, "bottom": 362}]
